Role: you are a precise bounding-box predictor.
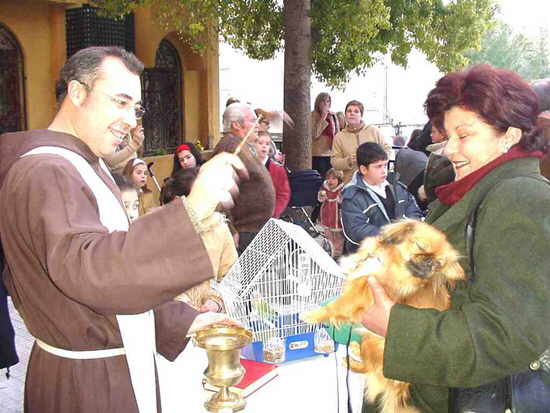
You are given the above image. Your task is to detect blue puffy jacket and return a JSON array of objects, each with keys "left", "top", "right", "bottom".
[{"left": 341, "top": 171, "right": 422, "bottom": 252}]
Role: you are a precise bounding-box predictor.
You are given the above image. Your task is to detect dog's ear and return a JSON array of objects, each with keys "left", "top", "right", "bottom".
[
  {"left": 441, "top": 259, "right": 467, "bottom": 282},
  {"left": 380, "top": 221, "right": 416, "bottom": 246}
]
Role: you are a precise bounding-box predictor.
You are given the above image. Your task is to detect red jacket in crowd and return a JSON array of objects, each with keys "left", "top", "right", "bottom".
[{"left": 266, "top": 159, "right": 291, "bottom": 218}]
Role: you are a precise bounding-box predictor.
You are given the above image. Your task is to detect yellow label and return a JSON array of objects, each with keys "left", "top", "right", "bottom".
[{"left": 288, "top": 340, "right": 308, "bottom": 350}]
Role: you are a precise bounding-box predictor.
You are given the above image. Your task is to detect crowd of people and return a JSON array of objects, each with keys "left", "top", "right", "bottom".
[{"left": 1, "top": 45, "right": 549, "bottom": 413}]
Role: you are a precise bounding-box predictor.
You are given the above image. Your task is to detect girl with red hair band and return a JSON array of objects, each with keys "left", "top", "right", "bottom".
[
  {"left": 171, "top": 142, "right": 205, "bottom": 176},
  {"left": 361, "top": 64, "right": 550, "bottom": 413}
]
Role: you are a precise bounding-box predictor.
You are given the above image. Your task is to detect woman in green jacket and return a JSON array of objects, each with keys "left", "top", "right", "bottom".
[{"left": 361, "top": 64, "right": 550, "bottom": 412}]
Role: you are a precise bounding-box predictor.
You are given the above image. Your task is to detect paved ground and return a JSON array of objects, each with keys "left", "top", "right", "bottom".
[{"left": 0, "top": 299, "right": 31, "bottom": 413}]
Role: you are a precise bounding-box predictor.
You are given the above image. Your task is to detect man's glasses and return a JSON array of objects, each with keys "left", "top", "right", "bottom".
[{"left": 76, "top": 80, "right": 146, "bottom": 120}]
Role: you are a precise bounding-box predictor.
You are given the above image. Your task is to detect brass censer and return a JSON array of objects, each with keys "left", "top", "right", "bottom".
[{"left": 194, "top": 325, "right": 253, "bottom": 413}]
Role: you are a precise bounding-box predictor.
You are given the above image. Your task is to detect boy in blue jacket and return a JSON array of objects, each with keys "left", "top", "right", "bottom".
[{"left": 341, "top": 142, "right": 422, "bottom": 252}]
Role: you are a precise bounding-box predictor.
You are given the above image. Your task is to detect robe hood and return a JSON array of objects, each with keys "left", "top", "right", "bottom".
[{"left": 0, "top": 130, "right": 97, "bottom": 190}]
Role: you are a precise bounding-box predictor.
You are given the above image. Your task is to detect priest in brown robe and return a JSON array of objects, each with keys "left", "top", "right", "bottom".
[{"left": 0, "top": 46, "right": 246, "bottom": 413}]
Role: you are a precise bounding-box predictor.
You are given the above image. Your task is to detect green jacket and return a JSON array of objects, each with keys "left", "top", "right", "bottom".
[{"left": 380, "top": 157, "right": 550, "bottom": 412}]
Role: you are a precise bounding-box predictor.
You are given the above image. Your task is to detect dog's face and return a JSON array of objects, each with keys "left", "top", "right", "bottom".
[{"left": 342, "top": 220, "right": 465, "bottom": 300}]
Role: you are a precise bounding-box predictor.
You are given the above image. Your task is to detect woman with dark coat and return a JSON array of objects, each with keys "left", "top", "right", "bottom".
[
  {"left": 1, "top": 243, "right": 19, "bottom": 376},
  {"left": 0, "top": 124, "right": 18, "bottom": 374},
  {"left": 361, "top": 64, "right": 550, "bottom": 412}
]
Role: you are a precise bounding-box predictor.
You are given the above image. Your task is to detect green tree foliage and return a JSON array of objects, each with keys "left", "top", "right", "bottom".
[
  {"left": 523, "top": 28, "right": 550, "bottom": 81},
  {"left": 465, "top": 23, "right": 550, "bottom": 81},
  {"left": 94, "top": 0, "right": 496, "bottom": 88}
]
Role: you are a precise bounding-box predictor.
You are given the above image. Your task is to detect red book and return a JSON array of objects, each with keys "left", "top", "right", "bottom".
[{"left": 203, "top": 358, "right": 279, "bottom": 398}]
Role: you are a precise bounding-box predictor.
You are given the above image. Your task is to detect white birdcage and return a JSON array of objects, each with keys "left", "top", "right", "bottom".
[{"left": 217, "top": 219, "right": 345, "bottom": 361}]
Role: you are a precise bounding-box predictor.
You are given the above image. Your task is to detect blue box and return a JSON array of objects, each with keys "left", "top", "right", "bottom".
[{"left": 241, "top": 331, "right": 336, "bottom": 364}]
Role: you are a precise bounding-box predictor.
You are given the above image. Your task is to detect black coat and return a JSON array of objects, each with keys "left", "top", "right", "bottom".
[
  {"left": 407, "top": 121, "right": 433, "bottom": 156},
  {"left": 1, "top": 242, "right": 18, "bottom": 371}
]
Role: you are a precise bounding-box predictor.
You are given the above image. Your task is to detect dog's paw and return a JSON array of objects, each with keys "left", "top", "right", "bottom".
[
  {"left": 345, "top": 357, "right": 371, "bottom": 373},
  {"left": 349, "top": 341, "right": 362, "bottom": 358},
  {"left": 300, "top": 308, "right": 327, "bottom": 324}
]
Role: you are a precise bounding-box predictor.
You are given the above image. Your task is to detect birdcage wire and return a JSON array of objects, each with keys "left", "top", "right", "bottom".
[{"left": 218, "top": 219, "right": 345, "bottom": 343}]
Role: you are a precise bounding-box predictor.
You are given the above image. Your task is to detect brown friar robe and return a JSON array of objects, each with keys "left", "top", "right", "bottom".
[{"left": 0, "top": 130, "right": 214, "bottom": 413}]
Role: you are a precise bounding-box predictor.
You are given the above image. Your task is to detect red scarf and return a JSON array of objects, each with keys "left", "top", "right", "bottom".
[
  {"left": 320, "top": 112, "right": 336, "bottom": 146},
  {"left": 435, "top": 145, "right": 544, "bottom": 205}
]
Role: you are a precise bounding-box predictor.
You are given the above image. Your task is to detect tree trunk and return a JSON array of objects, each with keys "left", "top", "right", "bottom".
[{"left": 282, "top": 0, "right": 311, "bottom": 171}]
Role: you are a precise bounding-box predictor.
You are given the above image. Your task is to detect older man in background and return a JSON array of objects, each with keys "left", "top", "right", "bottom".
[{"left": 212, "top": 103, "right": 276, "bottom": 254}]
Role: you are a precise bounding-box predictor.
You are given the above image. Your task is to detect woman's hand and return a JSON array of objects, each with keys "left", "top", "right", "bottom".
[{"left": 361, "top": 276, "right": 395, "bottom": 337}]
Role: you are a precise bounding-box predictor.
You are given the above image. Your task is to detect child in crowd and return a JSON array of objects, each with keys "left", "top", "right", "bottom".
[
  {"left": 160, "top": 167, "right": 199, "bottom": 204},
  {"left": 171, "top": 142, "right": 204, "bottom": 176},
  {"left": 255, "top": 131, "right": 291, "bottom": 218},
  {"left": 113, "top": 173, "right": 140, "bottom": 223},
  {"left": 160, "top": 168, "right": 238, "bottom": 313},
  {"left": 122, "top": 158, "right": 159, "bottom": 215},
  {"left": 317, "top": 168, "right": 345, "bottom": 258},
  {"left": 341, "top": 142, "right": 422, "bottom": 253}
]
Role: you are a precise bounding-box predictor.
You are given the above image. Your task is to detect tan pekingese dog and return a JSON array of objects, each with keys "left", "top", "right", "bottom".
[{"left": 302, "top": 219, "right": 466, "bottom": 413}]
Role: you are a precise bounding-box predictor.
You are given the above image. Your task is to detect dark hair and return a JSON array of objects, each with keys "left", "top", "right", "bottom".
[
  {"left": 160, "top": 167, "right": 199, "bottom": 204},
  {"left": 425, "top": 64, "right": 547, "bottom": 153},
  {"left": 409, "top": 129, "right": 422, "bottom": 143},
  {"left": 325, "top": 168, "right": 343, "bottom": 183},
  {"left": 225, "top": 97, "right": 240, "bottom": 107},
  {"left": 407, "top": 121, "right": 433, "bottom": 155},
  {"left": 532, "top": 78, "right": 550, "bottom": 113},
  {"left": 314, "top": 92, "right": 331, "bottom": 113},
  {"left": 171, "top": 141, "right": 204, "bottom": 175},
  {"left": 357, "top": 142, "right": 387, "bottom": 168},
  {"left": 345, "top": 100, "right": 364, "bottom": 117},
  {"left": 112, "top": 173, "right": 138, "bottom": 195},
  {"left": 122, "top": 158, "right": 151, "bottom": 193},
  {"left": 56, "top": 46, "right": 144, "bottom": 103}
]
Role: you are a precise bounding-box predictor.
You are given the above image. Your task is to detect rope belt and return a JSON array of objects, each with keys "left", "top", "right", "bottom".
[{"left": 36, "top": 339, "right": 125, "bottom": 360}]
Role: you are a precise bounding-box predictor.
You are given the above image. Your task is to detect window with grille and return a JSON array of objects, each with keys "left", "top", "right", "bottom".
[
  {"left": 65, "top": 4, "right": 135, "bottom": 58},
  {"left": 141, "top": 39, "right": 184, "bottom": 155},
  {"left": 0, "top": 23, "right": 26, "bottom": 133}
]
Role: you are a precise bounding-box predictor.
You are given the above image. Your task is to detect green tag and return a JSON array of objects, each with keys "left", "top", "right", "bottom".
[{"left": 321, "top": 297, "right": 362, "bottom": 344}]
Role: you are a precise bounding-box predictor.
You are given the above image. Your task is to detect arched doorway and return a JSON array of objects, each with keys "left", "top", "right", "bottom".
[
  {"left": 141, "top": 38, "right": 184, "bottom": 155},
  {"left": 0, "top": 23, "right": 26, "bottom": 133}
]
